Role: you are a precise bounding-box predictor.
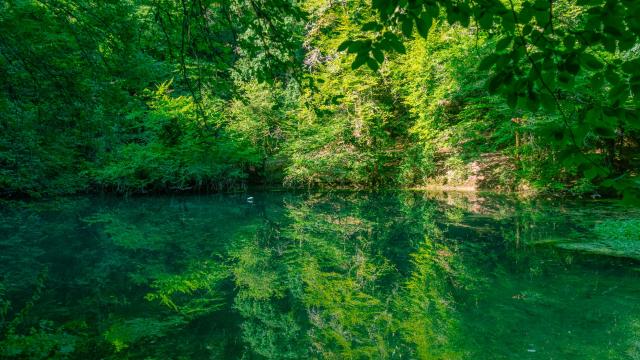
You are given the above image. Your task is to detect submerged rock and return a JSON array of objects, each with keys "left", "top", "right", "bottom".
[{"left": 535, "top": 219, "right": 640, "bottom": 261}]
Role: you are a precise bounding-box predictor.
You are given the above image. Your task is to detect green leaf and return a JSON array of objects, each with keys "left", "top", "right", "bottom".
[
  {"left": 540, "top": 68, "right": 556, "bottom": 90},
  {"left": 590, "top": 73, "right": 605, "bottom": 89},
  {"left": 371, "top": 0, "right": 386, "bottom": 9},
  {"left": 361, "top": 21, "right": 381, "bottom": 32},
  {"left": 580, "top": 53, "right": 604, "bottom": 71},
  {"left": 622, "top": 59, "right": 640, "bottom": 73},
  {"left": 488, "top": 72, "right": 507, "bottom": 93},
  {"left": 401, "top": 18, "right": 413, "bottom": 37},
  {"left": 563, "top": 36, "right": 576, "bottom": 49},
  {"left": 366, "top": 57, "right": 380, "bottom": 71},
  {"left": 459, "top": 15, "right": 470, "bottom": 27},
  {"left": 415, "top": 14, "right": 432, "bottom": 38},
  {"left": 337, "top": 40, "right": 351, "bottom": 52},
  {"left": 388, "top": 36, "right": 406, "bottom": 54},
  {"left": 519, "top": 7, "right": 535, "bottom": 23},
  {"left": 608, "top": 83, "right": 629, "bottom": 105},
  {"left": 540, "top": 92, "right": 556, "bottom": 112},
  {"left": 507, "top": 92, "right": 518, "bottom": 109},
  {"left": 352, "top": 52, "right": 368, "bottom": 70},
  {"left": 372, "top": 48, "right": 385, "bottom": 63},
  {"left": 534, "top": 10, "right": 549, "bottom": 26},
  {"left": 585, "top": 107, "right": 601, "bottom": 125},
  {"left": 605, "top": 67, "right": 620, "bottom": 84},
  {"left": 502, "top": 16, "right": 516, "bottom": 33},
  {"left": 584, "top": 166, "right": 602, "bottom": 181},
  {"left": 478, "top": 13, "right": 494, "bottom": 29},
  {"left": 478, "top": 54, "right": 499, "bottom": 71},
  {"left": 526, "top": 91, "right": 540, "bottom": 112},
  {"left": 345, "top": 40, "right": 366, "bottom": 54},
  {"left": 495, "top": 36, "right": 512, "bottom": 52}
]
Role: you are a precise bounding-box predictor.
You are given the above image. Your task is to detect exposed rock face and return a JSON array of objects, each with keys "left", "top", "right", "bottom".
[{"left": 420, "top": 152, "right": 519, "bottom": 192}]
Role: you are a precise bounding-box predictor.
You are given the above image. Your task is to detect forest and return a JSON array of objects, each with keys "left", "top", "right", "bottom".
[
  {"left": 2, "top": 1, "right": 640, "bottom": 359},
  {"left": 1, "top": 0, "right": 638, "bottom": 199}
]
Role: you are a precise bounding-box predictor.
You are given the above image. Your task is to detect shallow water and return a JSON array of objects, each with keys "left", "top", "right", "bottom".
[{"left": 1, "top": 191, "right": 639, "bottom": 359}]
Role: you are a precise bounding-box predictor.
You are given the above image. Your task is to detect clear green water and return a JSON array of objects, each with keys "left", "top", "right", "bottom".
[{"left": 1, "top": 191, "right": 639, "bottom": 359}]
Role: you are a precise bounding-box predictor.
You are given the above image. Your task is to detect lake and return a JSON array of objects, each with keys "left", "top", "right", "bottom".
[{"left": 1, "top": 191, "right": 639, "bottom": 359}]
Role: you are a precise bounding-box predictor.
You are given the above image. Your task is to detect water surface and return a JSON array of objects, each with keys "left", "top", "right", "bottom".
[{"left": 1, "top": 191, "right": 639, "bottom": 359}]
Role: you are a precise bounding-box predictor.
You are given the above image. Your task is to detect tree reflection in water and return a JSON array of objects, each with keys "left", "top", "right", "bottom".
[{"left": 0, "top": 192, "right": 639, "bottom": 359}]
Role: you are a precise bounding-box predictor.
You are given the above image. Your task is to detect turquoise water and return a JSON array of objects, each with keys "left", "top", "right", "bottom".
[{"left": 1, "top": 191, "right": 639, "bottom": 359}]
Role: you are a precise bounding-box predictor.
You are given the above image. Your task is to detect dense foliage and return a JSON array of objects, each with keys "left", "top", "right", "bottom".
[{"left": 1, "top": 0, "right": 638, "bottom": 198}]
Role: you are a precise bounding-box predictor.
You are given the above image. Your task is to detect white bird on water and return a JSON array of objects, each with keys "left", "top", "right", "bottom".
[{"left": 247, "top": 196, "right": 254, "bottom": 203}]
